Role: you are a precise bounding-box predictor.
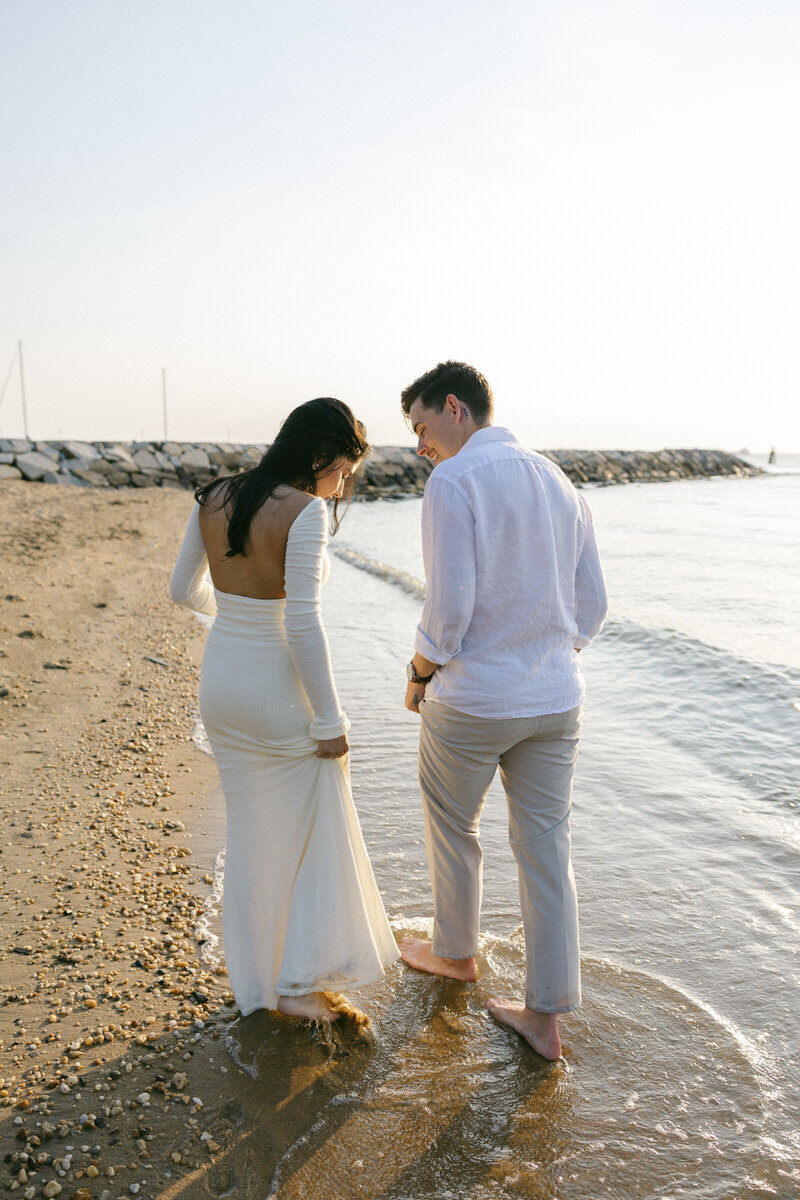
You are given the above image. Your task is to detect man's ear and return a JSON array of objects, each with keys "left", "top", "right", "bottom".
[{"left": 445, "top": 393, "right": 461, "bottom": 420}]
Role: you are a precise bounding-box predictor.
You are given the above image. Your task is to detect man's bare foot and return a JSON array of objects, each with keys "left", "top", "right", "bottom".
[
  {"left": 398, "top": 937, "right": 478, "bottom": 982},
  {"left": 486, "top": 998, "right": 563, "bottom": 1060},
  {"left": 276, "top": 992, "right": 342, "bottom": 1022}
]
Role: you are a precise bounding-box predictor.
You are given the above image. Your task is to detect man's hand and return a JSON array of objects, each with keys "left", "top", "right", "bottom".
[
  {"left": 405, "top": 652, "right": 437, "bottom": 713},
  {"left": 405, "top": 680, "right": 426, "bottom": 713}
]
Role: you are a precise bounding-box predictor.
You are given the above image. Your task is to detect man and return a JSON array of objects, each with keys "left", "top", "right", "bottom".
[{"left": 399, "top": 361, "right": 607, "bottom": 1060}]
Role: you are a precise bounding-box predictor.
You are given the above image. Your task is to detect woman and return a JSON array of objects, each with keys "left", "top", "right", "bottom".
[{"left": 170, "top": 398, "right": 398, "bottom": 1026}]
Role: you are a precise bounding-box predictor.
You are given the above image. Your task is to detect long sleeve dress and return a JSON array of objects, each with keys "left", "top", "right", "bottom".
[{"left": 170, "top": 497, "right": 399, "bottom": 1015}]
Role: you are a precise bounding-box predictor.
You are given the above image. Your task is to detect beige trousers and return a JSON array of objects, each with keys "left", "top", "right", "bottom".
[{"left": 418, "top": 701, "right": 583, "bottom": 1013}]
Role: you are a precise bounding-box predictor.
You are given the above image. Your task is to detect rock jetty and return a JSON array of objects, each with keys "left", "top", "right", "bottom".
[{"left": 0, "top": 438, "right": 760, "bottom": 495}]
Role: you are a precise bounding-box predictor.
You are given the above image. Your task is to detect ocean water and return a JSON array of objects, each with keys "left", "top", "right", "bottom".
[{"left": 194, "top": 459, "right": 800, "bottom": 1199}]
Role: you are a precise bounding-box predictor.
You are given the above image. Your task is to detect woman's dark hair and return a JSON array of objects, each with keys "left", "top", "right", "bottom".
[{"left": 195, "top": 397, "right": 370, "bottom": 557}]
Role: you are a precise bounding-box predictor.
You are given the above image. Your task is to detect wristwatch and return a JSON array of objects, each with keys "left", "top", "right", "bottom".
[{"left": 407, "top": 661, "right": 435, "bottom": 684}]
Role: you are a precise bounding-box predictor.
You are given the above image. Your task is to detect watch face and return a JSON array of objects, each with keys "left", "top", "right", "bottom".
[{"left": 406, "top": 662, "right": 414, "bottom": 681}]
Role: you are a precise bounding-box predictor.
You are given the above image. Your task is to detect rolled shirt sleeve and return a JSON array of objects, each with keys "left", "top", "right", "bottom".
[
  {"left": 414, "top": 474, "right": 477, "bottom": 665},
  {"left": 573, "top": 496, "right": 608, "bottom": 649}
]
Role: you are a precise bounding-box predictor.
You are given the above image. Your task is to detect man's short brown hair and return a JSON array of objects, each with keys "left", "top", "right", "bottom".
[{"left": 401, "top": 361, "right": 494, "bottom": 424}]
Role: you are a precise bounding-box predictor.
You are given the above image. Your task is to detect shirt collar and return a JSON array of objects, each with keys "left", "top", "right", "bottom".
[{"left": 462, "top": 425, "right": 517, "bottom": 451}]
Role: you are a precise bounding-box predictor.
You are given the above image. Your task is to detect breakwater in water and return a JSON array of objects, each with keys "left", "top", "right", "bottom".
[{"left": 0, "top": 438, "right": 760, "bottom": 495}]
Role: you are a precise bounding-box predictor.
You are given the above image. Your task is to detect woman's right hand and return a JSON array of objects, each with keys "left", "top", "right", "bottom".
[{"left": 315, "top": 735, "right": 349, "bottom": 759}]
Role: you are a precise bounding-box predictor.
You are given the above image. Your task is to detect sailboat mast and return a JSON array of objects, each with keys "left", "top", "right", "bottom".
[{"left": 18, "top": 342, "right": 29, "bottom": 440}]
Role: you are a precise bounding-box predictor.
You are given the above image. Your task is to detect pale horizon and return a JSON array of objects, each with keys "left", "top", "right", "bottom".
[{"left": 2, "top": 1, "right": 798, "bottom": 455}]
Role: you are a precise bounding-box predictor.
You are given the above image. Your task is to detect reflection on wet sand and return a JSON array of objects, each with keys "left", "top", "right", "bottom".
[{"left": 156, "top": 937, "right": 781, "bottom": 1200}]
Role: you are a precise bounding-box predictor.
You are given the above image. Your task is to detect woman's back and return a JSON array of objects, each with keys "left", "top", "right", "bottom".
[{"left": 198, "top": 482, "right": 315, "bottom": 599}]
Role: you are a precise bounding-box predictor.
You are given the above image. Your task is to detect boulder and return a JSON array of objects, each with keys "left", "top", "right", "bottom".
[
  {"left": 61, "top": 440, "right": 102, "bottom": 461},
  {"left": 33, "top": 441, "right": 62, "bottom": 461},
  {"left": 16, "top": 451, "right": 59, "bottom": 480},
  {"left": 102, "top": 456, "right": 135, "bottom": 473},
  {"left": 180, "top": 448, "right": 211, "bottom": 470},
  {"left": 132, "top": 448, "right": 162, "bottom": 471},
  {"left": 153, "top": 449, "right": 176, "bottom": 471},
  {"left": 87, "top": 457, "right": 121, "bottom": 476},
  {"left": 138, "top": 465, "right": 179, "bottom": 481},
  {"left": 100, "top": 443, "right": 137, "bottom": 467},
  {"left": 69, "top": 467, "right": 109, "bottom": 487},
  {"left": 42, "top": 471, "right": 85, "bottom": 486},
  {"left": 0, "top": 438, "right": 32, "bottom": 454},
  {"left": 377, "top": 462, "right": 406, "bottom": 479},
  {"left": 0, "top": 464, "right": 23, "bottom": 480},
  {"left": 68, "top": 456, "right": 108, "bottom": 476},
  {"left": 208, "top": 447, "right": 245, "bottom": 470}
]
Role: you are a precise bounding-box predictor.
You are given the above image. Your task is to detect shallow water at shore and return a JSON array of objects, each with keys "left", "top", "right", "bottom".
[{"left": 193, "top": 470, "right": 799, "bottom": 1198}]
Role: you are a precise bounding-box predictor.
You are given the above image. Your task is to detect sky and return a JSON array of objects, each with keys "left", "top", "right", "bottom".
[{"left": 1, "top": 0, "right": 798, "bottom": 452}]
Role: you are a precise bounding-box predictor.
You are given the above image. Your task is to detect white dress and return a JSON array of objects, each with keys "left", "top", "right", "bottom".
[{"left": 170, "top": 497, "right": 399, "bottom": 1015}]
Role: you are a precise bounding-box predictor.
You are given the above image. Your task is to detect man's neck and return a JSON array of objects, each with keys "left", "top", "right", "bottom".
[{"left": 455, "top": 420, "right": 492, "bottom": 454}]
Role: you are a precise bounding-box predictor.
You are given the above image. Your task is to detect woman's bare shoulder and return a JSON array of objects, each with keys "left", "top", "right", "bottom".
[
  {"left": 196, "top": 481, "right": 229, "bottom": 525},
  {"left": 248, "top": 486, "right": 321, "bottom": 536},
  {"left": 270, "top": 484, "right": 316, "bottom": 507}
]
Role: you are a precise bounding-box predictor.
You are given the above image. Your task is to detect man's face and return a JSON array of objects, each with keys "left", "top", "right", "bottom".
[{"left": 408, "top": 395, "right": 463, "bottom": 464}]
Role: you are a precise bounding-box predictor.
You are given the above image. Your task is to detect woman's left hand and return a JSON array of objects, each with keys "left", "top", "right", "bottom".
[{"left": 315, "top": 735, "right": 349, "bottom": 759}]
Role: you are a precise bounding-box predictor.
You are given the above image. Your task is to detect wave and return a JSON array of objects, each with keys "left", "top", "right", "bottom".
[
  {"left": 599, "top": 613, "right": 800, "bottom": 695},
  {"left": 594, "top": 617, "right": 800, "bottom": 806},
  {"left": 331, "top": 544, "right": 800, "bottom": 810},
  {"left": 332, "top": 543, "right": 800, "bottom": 694},
  {"left": 194, "top": 848, "right": 225, "bottom": 968},
  {"left": 190, "top": 711, "right": 213, "bottom": 757},
  {"left": 330, "top": 545, "right": 426, "bottom": 599}
]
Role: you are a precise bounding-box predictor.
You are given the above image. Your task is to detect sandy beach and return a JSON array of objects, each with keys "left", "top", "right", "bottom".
[
  {"left": 0, "top": 482, "right": 353, "bottom": 1200},
  {"left": 3, "top": 475, "right": 798, "bottom": 1200}
]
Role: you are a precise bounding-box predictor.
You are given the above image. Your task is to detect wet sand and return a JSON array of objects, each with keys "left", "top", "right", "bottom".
[{"left": 0, "top": 482, "right": 357, "bottom": 1199}]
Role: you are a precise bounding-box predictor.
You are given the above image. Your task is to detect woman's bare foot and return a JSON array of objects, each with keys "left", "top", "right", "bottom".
[
  {"left": 324, "top": 992, "right": 372, "bottom": 1035},
  {"left": 276, "top": 992, "right": 342, "bottom": 1022},
  {"left": 276, "top": 991, "right": 371, "bottom": 1033},
  {"left": 398, "top": 937, "right": 478, "bottom": 982},
  {"left": 486, "top": 998, "right": 562, "bottom": 1060}
]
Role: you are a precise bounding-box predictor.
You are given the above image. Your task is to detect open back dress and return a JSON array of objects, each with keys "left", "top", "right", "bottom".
[{"left": 170, "top": 496, "right": 398, "bottom": 1015}]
